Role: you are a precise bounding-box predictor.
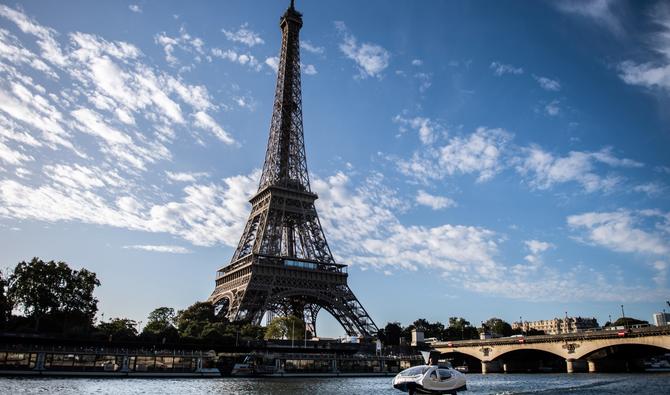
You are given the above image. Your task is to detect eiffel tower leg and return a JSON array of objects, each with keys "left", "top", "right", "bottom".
[{"left": 304, "top": 304, "right": 321, "bottom": 338}]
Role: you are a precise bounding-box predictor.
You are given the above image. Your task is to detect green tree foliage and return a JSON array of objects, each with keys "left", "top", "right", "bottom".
[
  {"left": 0, "top": 271, "right": 9, "bottom": 328},
  {"left": 175, "top": 302, "right": 217, "bottom": 338},
  {"left": 264, "top": 315, "right": 305, "bottom": 340},
  {"left": 143, "top": 307, "right": 176, "bottom": 333},
  {"left": 382, "top": 322, "right": 403, "bottom": 345},
  {"left": 142, "top": 307, "right": 178, "bottom": 342},
  {"left": 411, "top": 318, "right": 445, "bottom": 339},
  {"left": 240, "top": 323, "right": 266, "bottom": 340},
  {"left": 484, "top": 317, "right": 513, "bottom": 337},
  {"left": 97, "top": 318, "right": 138, "bottom": 340},
  {"left": 613, "top": 317, "right": 649, "bottom": 327},
  {"left": 8, "top": 257, "right": 100, "bottom": 331},
  {"left": 445, "top": 317, "right": 479, "bottom": 340}
]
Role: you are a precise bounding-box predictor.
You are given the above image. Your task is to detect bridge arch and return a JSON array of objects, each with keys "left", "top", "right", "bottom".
[
  {"left": 493, "top": 346, "right": 565, "bottom": 361},
  {"left": 440, "top": 348, "right": 483, "bottom": 361},
  {"left": 573, "top": 336, "right": 670, "bottom": 360},
  {"left": 492, "top": 347, "right": 567, "bottom": 373}
]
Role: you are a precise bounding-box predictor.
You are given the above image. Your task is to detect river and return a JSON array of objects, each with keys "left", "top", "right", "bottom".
[{"left": 0, "top": 373, "right": 668, "bottom": 394}]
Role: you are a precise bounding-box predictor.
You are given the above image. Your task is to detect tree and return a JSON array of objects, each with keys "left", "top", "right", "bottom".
[
  {"left": 97, "top": 318, "right": 138, "bottom": 340},
  {"left": 142, "top": 307, "right": 178, "bottom": 342},
  {"left": 175, "top": 302, "right": 217, "bottom": 338},
  {"left": 613, "top": 317, "right": 648, "bottom": 327},
  {"left": 410, "top": 319, "right": 445, "bottom": 339},
  {"left": 8, "top": 258, "right": 100, "bottom": 331},
  {"left": 446, "top": 317, "right": 478, "bottom": 340},
  {"left": 0, "top": 270, "right": 9, "bottom": 328},
  {"left": 383, "top": 322, "right": 403, "bottom": 345},
  {"left": 264, "top": 315, "right": 305, "bottom": 340},
  {"left": 240, "top": 323, "right": 266, "bottom": 340},
  {"left": 484, "top": 317, "right": 513, "bottom": 337},
  {"left": 144, "top": 307, "right": 176, "bottom": 333}
]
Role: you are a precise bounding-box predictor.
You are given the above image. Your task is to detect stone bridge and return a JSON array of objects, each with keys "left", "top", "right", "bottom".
[{"left": 431, "top": 326, "right": 670, "bottom": 373}]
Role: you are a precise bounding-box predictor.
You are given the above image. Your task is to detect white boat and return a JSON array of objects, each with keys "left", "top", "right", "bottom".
[{"left": 392, "top": 352, "right": 466, "bottom": 394}]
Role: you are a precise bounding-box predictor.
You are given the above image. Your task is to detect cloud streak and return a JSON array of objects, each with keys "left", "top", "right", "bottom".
[{"left": 335, "top": 21, "right": 389, "bottom": 78}]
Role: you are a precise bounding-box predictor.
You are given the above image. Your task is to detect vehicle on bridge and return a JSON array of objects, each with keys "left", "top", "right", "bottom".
[{"left": 392, "top": 351, "right": 466, "bottom": 395}]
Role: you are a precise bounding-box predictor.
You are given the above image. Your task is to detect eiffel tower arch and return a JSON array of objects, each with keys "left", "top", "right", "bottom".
[{"left": 209, "top": 1, "right": 378, "bottom": 338}]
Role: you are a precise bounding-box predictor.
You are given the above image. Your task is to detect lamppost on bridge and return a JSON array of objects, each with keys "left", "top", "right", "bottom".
[{"left": 621, "top": 304, "right": 627, "bottom": 330}]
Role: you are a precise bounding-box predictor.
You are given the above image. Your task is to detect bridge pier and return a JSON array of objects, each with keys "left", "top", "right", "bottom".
[
  {"left": 566, "top": 358, "right": 587, "bottom": 373},
  {"left": 587, "top": 360, "right": 598, "bottom": 373},
  {"left": 481, "top": 360, "right": 500, "bottom": 374}
]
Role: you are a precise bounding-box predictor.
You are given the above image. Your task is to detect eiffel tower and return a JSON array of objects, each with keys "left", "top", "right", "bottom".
[{"left": 209, "top": 1, "right": 378, "bottom": 337}]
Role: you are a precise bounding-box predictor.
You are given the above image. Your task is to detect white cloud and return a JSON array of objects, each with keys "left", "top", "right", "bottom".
[
  {"left": 222, "top": 23, "right": 264, "bottom": 47},
  {"left": 303, "top": 63, "right": 317, "bottom": 75},
  {"left": 517, "top": 146, "right": 642, "bottom": 193},
  {"left": 44, "top": 163, "right": 113, "bottom": 190},
  {"left": 617, "top": 4, "right": 670, "bottom": 93},
  {"left": 545, "top": 100, "right": 560, "bottom": 116},
  {"left": 313, "top": 172, "right": 500, "bottom": 276},
  {"left": 0, "top": 80, "right": 74, "bottom": 153},
  {"left": 634, "top": 182, "right": 665, "bottom": 197},
  {"left": 0, "top": 4, "right": 67, "bottom": 66},
  {"left": 193, "top": 111, "right": 235, "bottom": 145},
  {"left": 393, "top": 115, "right": 441, "bottom": 145},
  {"left": 166, "top": 171, "right": 209, "bottom": 183},
  {"left": 490, "top": 61, "right": 523, "bottom": 76},
  {"left": 300, "top": 41, "right": 324, "bottom": 55},
  {"left": 414, "top": 72, "right": 432, "bottom": 93},
  {"left": 525, "top": 239, "right": 554, "bottom": 255},
  {"left": 0, "top": 170, "right": 260, "bottom": 247},
  {"left": 439, "top": 128, "right": 512, "bottom": 182},
  {"left": 335, "top": 21, "right": 389, "bottom": 78},
  {"left": 211, "top": 48, "right": 261, "bottom": 71},
  {"left": 534, "top": 75, "right": 561, "bottom": 91},
  {"left": 128, "top": 5, "right": 142, "bottom": 13},
  {"left": 554, "top": 0, "right": 623, "bottom": 36},
  {"left": 0, "top": 28, "right": 58, "bottom": 78},
  {"left": 312, "top": 171, "right": 660, "bottom": 302},
  {"left": 411, "top": 59, "right": 423, "bottom": 66},
  {"left": 397, "top": 127, "right": 512, "bottom": 183},
  {"left": 0, "top": 139, "right": 32, "bottom": 165},
  {"left": 155, "top": 27, "right": 205, "bottom": 66},
  {"left": 416, "top": 190, "right": 456, "bottom": 210},
  {"left": 568, "top": 209, "right": 670, "bottom": 256},
  {"left": 652, "top": 260, "right": 668, "bottom": 286},
  {"left": 124, "top": 245, "right": 191, "bottom": 254},
  {"left": 264, "top": 56, "right": 279, "bottom": 72},
  {"left": 523, "top": 239, "right": 554, "bottom": 266}
]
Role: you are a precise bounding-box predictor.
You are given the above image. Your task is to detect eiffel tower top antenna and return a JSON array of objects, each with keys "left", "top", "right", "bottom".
[{"left": 258, "top": 0, "right": 308, "bottom": 192}]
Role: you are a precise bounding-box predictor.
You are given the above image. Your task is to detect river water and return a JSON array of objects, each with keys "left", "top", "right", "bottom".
[{"left": 0, "top": 373, "right": 668, "bottom": 394}]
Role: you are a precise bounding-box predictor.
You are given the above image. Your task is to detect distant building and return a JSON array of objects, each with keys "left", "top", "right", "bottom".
[
  {"left": 512, "top": 316, "right": 598, "bottom": 335},
  {"left": 652, "top": 312, "right": 670, "bottom": 326},
  {"left": 411, "top": 329, "right": 424, "bottom": 346}
]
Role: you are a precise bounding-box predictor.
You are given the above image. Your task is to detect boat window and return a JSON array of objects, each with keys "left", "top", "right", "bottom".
[
  {"left": 438, "top": 369, "right": 452, "bottom": 381},
  {"left": 399, "top": 366, "right": 429, "bottom": 376}
]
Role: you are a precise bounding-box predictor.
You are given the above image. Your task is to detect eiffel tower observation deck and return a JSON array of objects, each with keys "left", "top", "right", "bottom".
[{"left": 209, "top": 0, "right": 378, "bottom": 338}]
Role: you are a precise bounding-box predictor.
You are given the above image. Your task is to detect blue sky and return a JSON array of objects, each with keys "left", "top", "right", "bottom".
[{"left": 0, "top": 0, "right": 668, "bottom": 337}]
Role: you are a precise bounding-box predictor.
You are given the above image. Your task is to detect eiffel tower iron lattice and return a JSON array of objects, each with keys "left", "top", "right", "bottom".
[{"left": 209, "top": 1, "right": 378, "bottom": 338}]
